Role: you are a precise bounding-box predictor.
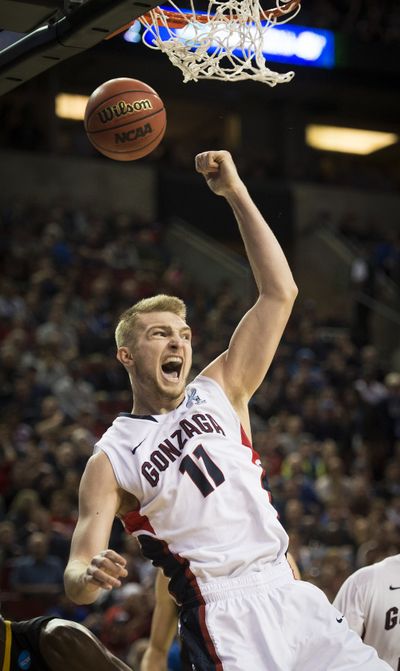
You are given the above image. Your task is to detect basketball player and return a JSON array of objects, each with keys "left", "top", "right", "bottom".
[
  {"left": 0, "top": 614, "right": 131, "bottom": 670},
  {"left": 333, "top": 553, "right": 400, "bottom": 671},
  {"left": 65, "top": 150, "right": 391, "bottom": 670}
]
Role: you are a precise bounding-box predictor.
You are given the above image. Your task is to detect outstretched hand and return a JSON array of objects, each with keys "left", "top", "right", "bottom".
[{"left": 195, "top": 150, "right": 243, "bottom": 197}]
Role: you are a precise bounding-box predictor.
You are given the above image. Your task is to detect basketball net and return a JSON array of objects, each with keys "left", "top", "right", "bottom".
[{"left": 139, "top": 0, "right": 301, "bottom": 85}]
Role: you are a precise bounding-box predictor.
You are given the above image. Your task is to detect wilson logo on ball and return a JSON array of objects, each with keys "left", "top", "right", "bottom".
[
  {"left": 98, "top": 99, "right": 153, "bottom": 124},
  {"left": 85, "top": 78, "right": 166, "bottom": 161},
  {"left": 115, "top": 123, "right": 153, "bottom": 144}
]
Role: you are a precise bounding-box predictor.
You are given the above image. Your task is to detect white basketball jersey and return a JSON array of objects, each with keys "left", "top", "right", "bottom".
[
  {"left": 333, "top": 554, "right": 400, "bottom": 670},
  {"left": 94, "top": 375, "right": 288, "bottom": 604}
]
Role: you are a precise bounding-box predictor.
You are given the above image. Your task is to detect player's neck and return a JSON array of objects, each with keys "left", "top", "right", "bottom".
[{"left": 132, "top": 389, "right": 186, "bottom": 416}]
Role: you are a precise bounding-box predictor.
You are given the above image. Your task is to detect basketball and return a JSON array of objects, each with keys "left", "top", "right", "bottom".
[{"left": 84, "top": 77, "right": 166, "bottom": 161}]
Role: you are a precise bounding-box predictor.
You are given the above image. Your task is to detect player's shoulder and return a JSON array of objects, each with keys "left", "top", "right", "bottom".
[
  {"left": 341, "top": 564, "right": 376, "bottom": 592},
  {"left": 347, "top": 555, "right": 399, "bottom": 587},
  {"left": 190, "top": 373, "right": 234, "bottom": 407},
  {"left": 95, "top": 412, "right": 152, "bottom": 449},
  {"left": 375, "top": 553, "right": 400, "bottom": 580},
  {"left": 189, "top": 373, "right": 218, "bottom": 391},
  {"left": 380, "top": 553, "right": 400, "bottom": 568},
  {"left": 345, "top": 566, "right": 373, "bottom": 587},
  {"left": 94, "top": 415, "right": 127, "bottom": 450},
  {"left": 365, "top": 554, "right": 400, "bottom": 578}
]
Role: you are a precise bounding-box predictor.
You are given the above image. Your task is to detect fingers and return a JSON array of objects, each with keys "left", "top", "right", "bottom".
[
  {"left": 86, "top": 566, "right": 119, "bottom": 590},
  {"left": 195, "top": 150, "right": 231, "bottom": 174},
  {"left": 99, "top": 548, "right": 127, "bottom": 568},
  {"left": 85, "top": 550, "right": 128, "bottom": 591}
]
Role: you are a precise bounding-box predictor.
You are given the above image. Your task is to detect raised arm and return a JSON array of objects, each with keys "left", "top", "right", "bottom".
[
  {"left": 64, "top": 451, "right": 128, "bottom": 605},
  {"left": 196, "top": 151, "right": 298, "bottom": 423}
]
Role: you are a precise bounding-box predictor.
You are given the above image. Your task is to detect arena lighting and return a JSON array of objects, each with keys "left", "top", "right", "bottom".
[
  {"left": 306, "top": 125, "right": 399, "bottom": 155},
  {"left": 135, "top": 22, "right": 335, "bottom": 68},
  {"left": 55, "top": 93, "right": 89, "bottom": 120}
]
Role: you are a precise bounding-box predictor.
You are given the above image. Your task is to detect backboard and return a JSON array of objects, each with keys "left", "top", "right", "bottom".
[{"left": 0, "top": 0, "right": 161, "bottom": 96}]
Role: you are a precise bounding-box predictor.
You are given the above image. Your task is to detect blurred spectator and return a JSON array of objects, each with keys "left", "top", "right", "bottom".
[
  {"left": 10, "top": 531, "right": 64, "bottom": 597},
  {"left": 384, "top": 372, "right": 400, "bottom": 444},
  {"left": 47, "top": 489, "right": 77, "bottom": 561},
  {"left": 35, "top": 300, "right": 78, "bottom": 361},
  {"left": 34, "top": 396, "right": 68, "bottom": 440},
  {"left": 46, "top": 593, "right": 90, "bottom": 623},
  {"left": 0, "top": 423, "right": 16, "bottom": 498},
  {"left": 355, "top": 368, "right": 391, "bottom": 479},
  {"left": 0, "top": 520, "right": 22, "bottom": 589},
  {"left": 52, "top": 362, "right": 96, "bottom": 420},
  {"left": 100, "top": 587, "right": 152, "bottom": 659},
  {"left": 278, "top": 415, "right": 307, "bottom": 454},
  {"left": 350, "top": 249, "right": 375, "bottom": 347},
  {"left": 8, "top": 489, "right": 41, "bottom": 532},
  {"left": 103, "top": 232, "right": 140, "bottom": 270},
  {"left": 375, "top": 460, "right": 400, "bottom": 500},
  {"left": 310, "top": 549, "right": 353, "bottom": 603},
  {"left": 313, "top": 500, "right": 355, "bottom": 549},
  {"left": 315, "top": 456, "right": 353, "bottom": 504}
]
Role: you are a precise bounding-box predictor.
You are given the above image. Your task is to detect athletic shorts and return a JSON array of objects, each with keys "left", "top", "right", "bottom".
[
  {"left": 179, "top": 561, "right": 392, "bottom": 671},
  {"left": 2, "top": 616, "right": 54, "bottom": 671}
]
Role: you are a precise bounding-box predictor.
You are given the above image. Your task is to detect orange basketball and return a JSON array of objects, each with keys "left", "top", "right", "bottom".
[{"left": 84, "top": 78, "right": 166, "bottom": 161}]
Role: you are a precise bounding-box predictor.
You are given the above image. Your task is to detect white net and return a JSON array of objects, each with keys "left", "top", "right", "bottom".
[{"left": 139, "top": 0, "right": 301, "bottom": 85}]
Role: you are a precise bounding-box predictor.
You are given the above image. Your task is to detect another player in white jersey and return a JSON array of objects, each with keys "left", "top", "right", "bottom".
[
  {"left": 65, "top": 150, "right": 391, "bottom": 670},
  {"left": 334, "top": 554, "right": 400, "bottom": 671}
]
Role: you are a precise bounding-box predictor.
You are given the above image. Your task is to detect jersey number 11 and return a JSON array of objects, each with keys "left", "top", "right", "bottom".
[{"left": 179, "top": 444, "right": 225, "bottom": 497}]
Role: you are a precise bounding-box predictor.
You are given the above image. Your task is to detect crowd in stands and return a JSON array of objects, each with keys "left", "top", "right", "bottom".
[
  {"left": 0, "top": 201, "right": 399, "bottom": 666},
  {"left": 303, "top": 0, "right": 400, "bottom": 43},
  {"left": 339, "top": 214, "right": 400, "bottom": 289}
]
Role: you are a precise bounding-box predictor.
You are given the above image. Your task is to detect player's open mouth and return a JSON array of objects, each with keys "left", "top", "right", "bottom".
[{"left": 161, "top": 357, "right": 183, "bottom": 382}]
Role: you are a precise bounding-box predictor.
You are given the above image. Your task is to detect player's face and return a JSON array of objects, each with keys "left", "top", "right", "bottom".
[{"left": 131, "top": 311, "right": 192, "bottom": 406}]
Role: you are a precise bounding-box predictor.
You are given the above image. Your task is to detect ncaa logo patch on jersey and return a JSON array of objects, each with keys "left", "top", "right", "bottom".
[
  {"left": 186, "top": 387, "right": 205, "bottom": 409},
  {"left": 18, "top": 650, "right": 31, "bottom": 670}
]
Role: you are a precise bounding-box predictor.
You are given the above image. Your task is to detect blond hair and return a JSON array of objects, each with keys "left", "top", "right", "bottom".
[{"left": 115, "top": 294, "right": 187, "bottom": 348}]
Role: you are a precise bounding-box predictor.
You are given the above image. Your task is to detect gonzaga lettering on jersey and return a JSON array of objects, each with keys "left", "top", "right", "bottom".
[
  {"left": 94, "top": 375, "right": 288, "bottom": 605},
  {"left": 141, "top": 412, "right": 225, "bottom": 487}
]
